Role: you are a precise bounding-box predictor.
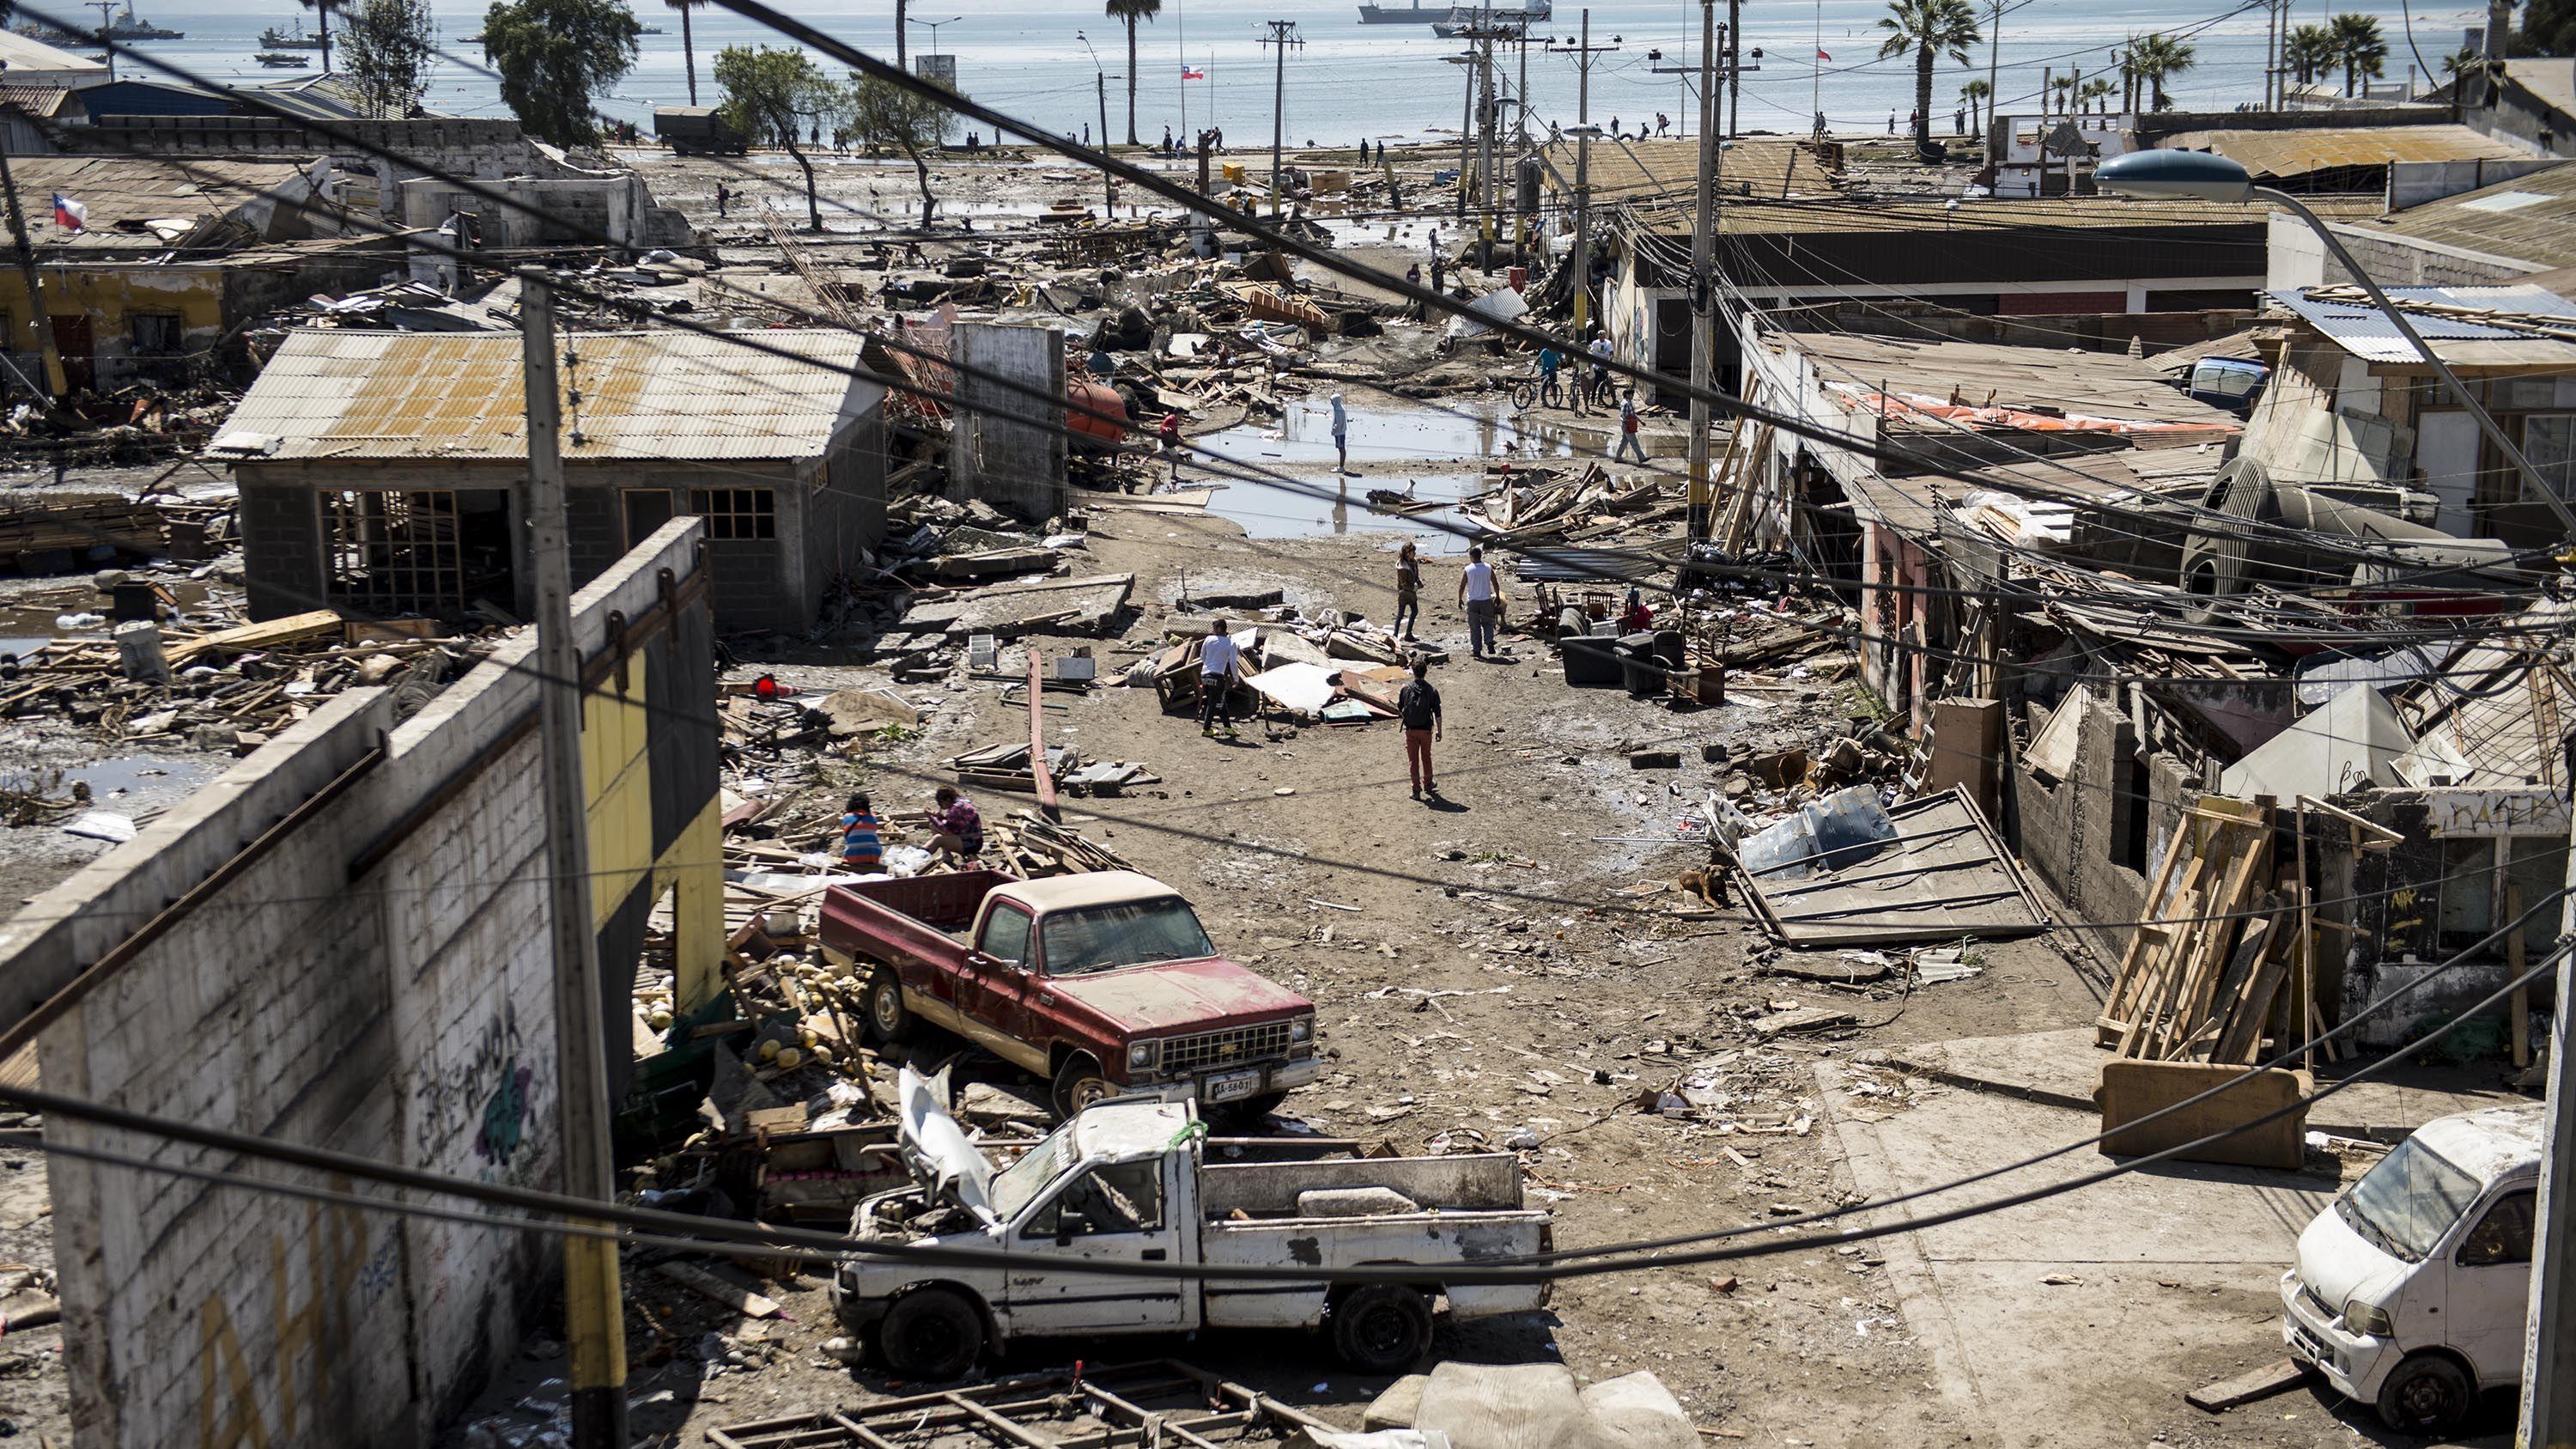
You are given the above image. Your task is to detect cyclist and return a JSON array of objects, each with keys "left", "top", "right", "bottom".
[{"left": 1536, "top": 344, "right": 1564, "bottom": 408}]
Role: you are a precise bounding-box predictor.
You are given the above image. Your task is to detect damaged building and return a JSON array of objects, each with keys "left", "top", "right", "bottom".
[{"left": 211, "top": 328, "right": 888, "bottom": 634}]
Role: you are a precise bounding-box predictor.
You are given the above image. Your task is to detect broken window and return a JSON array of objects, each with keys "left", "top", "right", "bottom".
[
  {"left": 322, "top": 490, "right": 464, "bottom": 612},
  {"left": 2523, "top": 415, "right": 2576, "bottom": 502},
  {"left": 1024, "top": 1160, "right": 1164, "bottom": 1239},
  {"left": 130, "top": 312, "right": 182, "bottom": 356},
  {"left": 688, "top": 487, "right": 776, "bottom": 540}
]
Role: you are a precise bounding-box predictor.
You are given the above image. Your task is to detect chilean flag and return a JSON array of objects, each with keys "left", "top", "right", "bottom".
[
  {"left": 1182, "top": 64, "right": 1205, "bottom": 80},
  {"left": 1814, "top": 48, "right": 1832, "bottom": 60},
  {"left": 51, "top": 192, "right": 84, "bottom": 231}
]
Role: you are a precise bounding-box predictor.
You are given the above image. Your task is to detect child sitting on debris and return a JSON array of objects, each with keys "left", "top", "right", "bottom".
[
  {"left": 841, "top": 793, "right": 883, "bottom": 872},
  {"left": 928, "top": 787, "right": 983, "bottom": 862}
]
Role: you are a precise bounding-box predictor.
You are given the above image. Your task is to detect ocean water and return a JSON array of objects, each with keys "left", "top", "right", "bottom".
[{"left": 35, "top": 0, "right": 2489, "bottom": 143}]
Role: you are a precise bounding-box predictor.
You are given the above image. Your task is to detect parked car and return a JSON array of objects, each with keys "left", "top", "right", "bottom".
[
  {"left": 818, "top": 868, "right": 1321, "bottom": 1118},
  {"left": 2281, "top": 1101, "right": 2540, "bottom": 1434},
  {"left": 830, "top": 1068, "right": 1554, "bottom": 1379},
  {"left": 2185, "top": 356, "right": 2269, "bottom": 415}
]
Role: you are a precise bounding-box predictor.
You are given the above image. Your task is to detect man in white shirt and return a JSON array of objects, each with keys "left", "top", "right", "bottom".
[
  {"left": 1199, "top": 618, "right": 1244, "bottom": 738},
  {"left": 1457, "top": 545, "right": 1502, "bottom": 658},
  {"left": 1585, "top": 333, "right": 1613, "bottom": 411}
]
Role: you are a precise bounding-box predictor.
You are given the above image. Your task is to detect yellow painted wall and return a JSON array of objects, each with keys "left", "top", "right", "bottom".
[
  {"left": 0, "top": 266, "right": 225, "bottom": 349},
  {"left": 577, "top": 650, "right": 724, "bottom": 1013}
]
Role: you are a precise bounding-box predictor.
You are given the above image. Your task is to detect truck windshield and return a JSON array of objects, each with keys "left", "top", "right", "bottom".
[
  {"left": 990, "top": 1127, "right": 1074, "bottom": 1221},
  {"left": 2338, "top": 1135, "right": 2482, "bottom": 1263},
  {"left": 1041, "top": 898, "right": 1217, "bottom": 977}
]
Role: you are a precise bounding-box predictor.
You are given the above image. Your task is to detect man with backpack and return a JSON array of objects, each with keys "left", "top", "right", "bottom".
[{"left": 1397, "top": 659, "right": 1443, "bottom": 800}]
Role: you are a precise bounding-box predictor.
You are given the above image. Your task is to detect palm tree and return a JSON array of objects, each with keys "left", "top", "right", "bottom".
[
  {"left": 2330, "top": 12, "right": 2389, "bottom": 95},
  {"left": 1959, "top": 76, "right": 1990, "bottom": 132},
  {"left": 2050, "top": 72, "right": 2076, "bottom": 113},
  {"left": 669, "top": 0, "right": 700, "bottom": 106},
  {"left": 2128, "top": 32, "right": 2196, "bottom": 111},
  {"left": 2081, "top": 76, "right": 2115, "bottom": 114},
  {"left": 2285, "top": 23, "right": 2336, "bottom": 85},
  {"left": 1105, "top": 0, "right": 1161, "bottom": 147},
  {"left": 300, "top": 0, "right": 333, "bottom": 70},
  {"left": 2442, "top": 45, "right": 2483, "bottom": 77},
  {"left": 1875, "top": 0, "right": 1981, "bottom": 152}
]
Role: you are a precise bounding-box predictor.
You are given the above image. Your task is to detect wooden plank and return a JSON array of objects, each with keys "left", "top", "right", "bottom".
[
  {"left": 2099, "top": 812, "right": 2198, "bottom": 1034},
  {"left": 653, "top": 1261, "right": 781, "bottom": 1318},
  {"left": 2157, "top": 831, "right": 2272, "bottom": 1059},
  {"left": 164, "top": 608, "right": 342, "bottom": 667}
]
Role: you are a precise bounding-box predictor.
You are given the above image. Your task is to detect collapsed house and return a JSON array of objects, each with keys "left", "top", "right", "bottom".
[
  {"left": 0, "top": 155, "right": 404, "bottom": 390},
  {"left": 211, "top": 328, "right": 889, "bottom": 634}
]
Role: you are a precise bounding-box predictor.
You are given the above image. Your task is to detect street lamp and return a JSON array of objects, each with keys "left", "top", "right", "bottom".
[
  {"left": 1076, "top": 31, "right": 1115, "bottom": 211},
  {"left": 908, "top": 12, "right": 962, "bottom": 64},
  {"left": 2095, "top": 148, "right": 2576, "bottom": 539}
]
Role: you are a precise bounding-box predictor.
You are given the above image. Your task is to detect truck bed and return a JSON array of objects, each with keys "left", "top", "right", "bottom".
[
  {"left": 1199, "top": 1152, "right": 1526, "bottom": 1218},
  {"left": 1199, "top": 1209, "right": 1550, "bottom": 1326},
  {"left": 820, "top": 868, "right": 1018, "bottom": 969}
]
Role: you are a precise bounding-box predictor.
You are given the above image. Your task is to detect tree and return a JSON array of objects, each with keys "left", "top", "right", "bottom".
[
  {"left": 2286, "top": 23, "right": 2337, "bottom": 84},
  {"left": 715, "top": 46, "right": 844, "bottom": 230},
  {"left": 339, "top": 0, "right": 434, "bottom": 118},
  {"left": 2443, "top": 45, "right": 2485, "bottom": 76},
  {"left": 483, "top": 0, "right": 641, "bottom": 145},
  {"left": 299, "top": 0, "right": 333, "bottom": 71},
  {"left": 2127, "top": 32, "right": 2196, "bottom": 110},
  {"left": 2330, "top": 12, "right": 2389, "bottom": 94},
  {"left": 848, "top": 72, "right": 955, "bottom": 229},
  {"left": 1875, "top": 0, "right": 1980, "bottom": 153},
  {"left": 2520, "top": 0, "right": 2576, "bottom": 53},
  {"left": 2081, "top": 76, "right": 2115, "bottom": 114},
  {"left": 2050, "top": 72, "right": 2075, "bottom": 113},
  {"left": 1105, "top": 0, "right": 1162, "bottom": 147},
  {"left": 1959, "top": 76, "right": 1990, "bottom": 132},
  {"left": 669, "top": 0, "right": 701, "bottom": 107}
]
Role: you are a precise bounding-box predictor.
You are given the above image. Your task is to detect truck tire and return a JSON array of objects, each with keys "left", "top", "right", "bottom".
[
  {"left": 876, "top": 1287, "right": 985, "bottom": 1381},
  {"left": 865, "top": 968, "right": 913, "bottom": 1044},
  {"left": 1331, "top": 1283, "right": 1433, "bottom": 1373},
  {"left": 1231, "top": 1091, "right": 1290, "bottom": 1120},
  {"left": 1052, "top": 1054, "right": 1116, "bottom": 1119},
  {"left": 2374, "top": 1351, "right": 2473, "bottom": 1436}
]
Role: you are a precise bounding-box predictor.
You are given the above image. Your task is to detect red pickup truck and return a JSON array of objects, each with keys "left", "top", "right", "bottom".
[{"left": 819, "top": 868, "right": 1321, "bottom": 1118}]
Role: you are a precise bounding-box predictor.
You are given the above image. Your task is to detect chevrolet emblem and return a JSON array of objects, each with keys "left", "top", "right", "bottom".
[{"left": 1218, "top": 1043, "right": 1238, "bottom": 1056}]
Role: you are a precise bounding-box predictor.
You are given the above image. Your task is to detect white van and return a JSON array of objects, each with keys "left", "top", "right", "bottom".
[{"left": 2281, "top": 1101, "right": 2541, "bottom": 1435}]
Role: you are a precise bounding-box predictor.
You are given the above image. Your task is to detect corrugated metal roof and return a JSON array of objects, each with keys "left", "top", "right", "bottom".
[
  {"left": 2267, "top": 282, "right": 2576, "bottom": 365},
  {"left": 0, "top": 29, "right": 106, "bottom": 73},
  {"left": 1541, "top": 137, "right": 1841, "bottom": 204},
  {"left": 2157, "top": 124, "right": 2529, "bottom": 179},
  {"left": 7, "top": 155, "right": 318, "bottom": 251},
  {"left": 2348, "top": 160, "right": 2576, "bottom": 271},
  {"left": 0, "top": 83, "right": 77, "bottom": 117},
  {"left": 215, "top": 329, "right": 879, "bottom": 462},
  {"left": 1631, "top": 192, "right": 2374, "bottom": 239}
]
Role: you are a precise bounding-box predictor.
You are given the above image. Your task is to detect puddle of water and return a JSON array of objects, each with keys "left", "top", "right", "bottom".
[
  {"left": 71, "top": 754, "right": 214, "bottom": 799},
  {"left": 1199, "top": 396, "right": 1690, "bottom": 472},
  {"left": 1202, "top": 472, "right": 1490, "bottom": 554}
]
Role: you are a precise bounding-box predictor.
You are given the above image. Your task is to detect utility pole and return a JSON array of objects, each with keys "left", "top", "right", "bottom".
[
  {"left": 1097, "top": 70, "right": 1116, "bottom": 212},
  {"left": 1476, "top": 16, "right": 1497, "bottom": 271},
  {"left": 85, "top": 1, "right": 115, "bottom": 79},
  {"left": 1516, "top": 21, "right": 1531, "bottom": 266},
  {"left": 1455, "top": 45, "right": 1475, "bottom": 220},
  {"left": 1257, "top": 20, "right": 1303, "bottom": 219},
  {"left": 519, "top": 275, "right": 629, "bottom": 1449},
  {"left": 1552, "top": 13, "right": 1615, "bottom": 357},
  {"left": 0, "top": 134, "right": 68, "bottom": 399},
  {"left": 1685, "top": 0, "right": 1720, "bottom": 540},
  {"left": 1726, "top": 0, "right": 1741, "bottom": 138},
  {"left": 1984, "top": 0, "right": 2002, "bottom": 162},
  {"left": 2521, "top": 738, "right": 2576, "bottom": 1446}
]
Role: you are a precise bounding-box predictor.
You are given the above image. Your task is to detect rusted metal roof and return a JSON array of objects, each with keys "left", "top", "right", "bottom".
[
  {"left": 1627, "top": 192, "right": 2375, "bottom": 239},
  {"left": 1542, "top": 136, "right": 1842, "bottom": 204},
  {"left": 2347, "top": 161, "right": 2576, "bottom": 271},
  {"left": 2157, "top": 124, "right": 2528, "bottom": 179},
  {"left": 214, "top": 329, "right": 878, "bottom": 463},
  {"left": 0, "top": 83, "right": 77, "bottom": 118},
  {"left": 6, "top": 155, "right": 319, "bottom": 252}
]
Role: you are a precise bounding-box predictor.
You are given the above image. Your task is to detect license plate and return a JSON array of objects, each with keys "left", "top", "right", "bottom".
[{"left": 1204, "top": 1068, "right": 1261, "bottom": 1103}]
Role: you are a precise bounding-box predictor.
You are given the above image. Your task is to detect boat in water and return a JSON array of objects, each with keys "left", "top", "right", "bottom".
[
  {"left": 1360, "top": 0, "right": 1546, "bottom": 22},
  {"left": 15, "top": 2, "right": 180, "bottom": 43},
  {"left": 259, "top": 21, "right": 326, "bottom": 49},
  {"left": 254, "top": 50, "right": 311, "bottom": 66}
]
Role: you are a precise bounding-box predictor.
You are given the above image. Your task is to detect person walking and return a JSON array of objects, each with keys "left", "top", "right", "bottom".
[
  {"left": 1198, "top": 618, "right": 1244, "bottom": 738},
  {"left": 1158, "top": 407, "right": 1185, "bottom": 482},
  {"left": 1397, "top": 658, "right": 1443, "bottom": 800},
  {"left": 927, "top": 786, "right": 983, "bottom": 862},
  {"left": 1330, "top": 393, "right": 1351, "bottom": 474},
  {"left": 840, "top": 793, "right": 883, "bottom": 872},
  {"left": 1163, "top": 125, "right": 1173, "bottom": 154},
  {"left": 715, "top": 181, "right": 730, "bottom": 218},
  {"left": 1613, "top": 387, "right": 1649, "bottom": 462},
  {"left": 1430, "top": 253, "right": 1446, "bottom": 299},
  {"left": 1458, "top": 545, "right": 1501, "bottom": 658},
  {"left": 1586, "top": 332, "right": 1614, "bottom": 409},
  {"left": 1393, "top": 540, "right": 1422, "bottom": 639}
]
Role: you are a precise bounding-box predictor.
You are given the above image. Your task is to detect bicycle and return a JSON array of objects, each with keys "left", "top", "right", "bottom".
[{"left": 1508, "top": 375, "right": 1539, "bottom": 411}]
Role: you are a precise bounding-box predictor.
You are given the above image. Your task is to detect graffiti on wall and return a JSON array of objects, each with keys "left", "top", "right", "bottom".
[
  {"left": 2426, "top": 789, "right": 2572, "bottom": 839},
  {"left": 412, "top": 1000, "right": 527, "bottom": 1164},
  {"left": 197, "top": 1177, "right": 374, "bottom": 1449}
]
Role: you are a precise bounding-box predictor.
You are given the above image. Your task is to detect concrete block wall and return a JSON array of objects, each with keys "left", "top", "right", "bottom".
[
  {"left": 1, "top": 520, "right": 717, "bottom": 1449},
  {"left": 2012, "top": 687, "right": 2199, "bottom": 953},
  {"left": 236, "top": 480, "right": 325, "bottom": 622}
]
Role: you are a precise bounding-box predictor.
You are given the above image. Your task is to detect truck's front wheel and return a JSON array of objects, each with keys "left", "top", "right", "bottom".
[
  {"left": 1051, "top": 1054, "right": 1117, "bottom": 1118},
  {"left": 875, "top": 1288, "right": 985, "bottom": 1380},
  {"left": 866, "top": 969, "right": 913, "bottom": 1044},
  {"left": 1331, "top": 1283, "right": 1433, "bottom": 1373}
]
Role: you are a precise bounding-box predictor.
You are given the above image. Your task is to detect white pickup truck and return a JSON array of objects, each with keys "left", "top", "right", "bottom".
[{"left": 830, "top": 1069, "right": 1553, "bottom": 1379}]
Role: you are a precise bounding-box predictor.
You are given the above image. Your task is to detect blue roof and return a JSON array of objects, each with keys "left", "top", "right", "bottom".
[{"left": 2268, "top": 283, "right": 2576, "bottom": 362}]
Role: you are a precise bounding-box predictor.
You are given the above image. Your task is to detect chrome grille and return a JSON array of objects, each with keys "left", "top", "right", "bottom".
[{"left": 1163, "top": 1020, "right": 1296, "bottom": 1075}]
